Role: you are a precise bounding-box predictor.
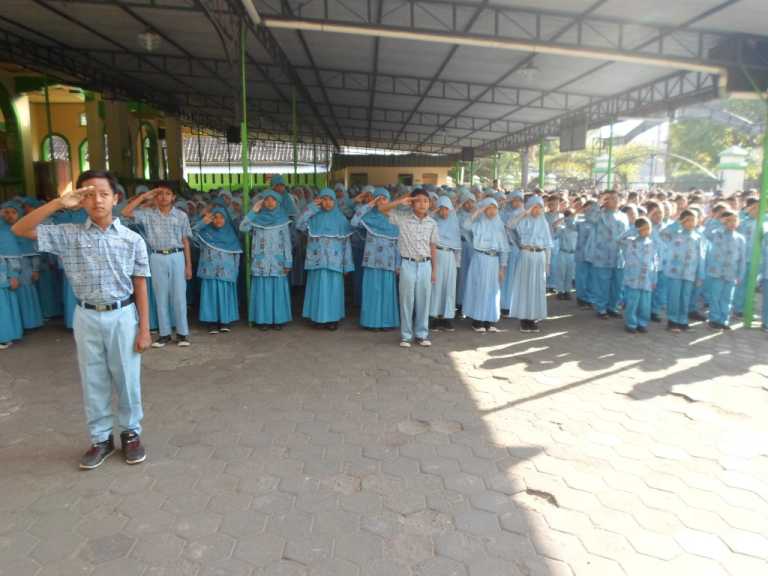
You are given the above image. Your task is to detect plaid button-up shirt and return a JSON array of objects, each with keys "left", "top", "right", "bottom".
[
  {"left": 387, "top": 210, "right": 439, "bottom": 260},
  {"left": 37, "top": 218, "right": 150, "bottom": 305},
  {"left": 133, "top": 207, "right": 192, "bottom": 251}
]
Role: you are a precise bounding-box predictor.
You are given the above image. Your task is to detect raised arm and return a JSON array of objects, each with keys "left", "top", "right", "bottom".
[
  {"left": 121, "top": 188, "right": 158, "bottom": 218},
  {"left": 12, "top": 195, "right": 72, "bottom": 239}
]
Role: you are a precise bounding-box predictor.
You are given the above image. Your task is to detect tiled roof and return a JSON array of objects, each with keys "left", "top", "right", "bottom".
[{"left": 183, "top": 136, "right": 331, "bottom": 166}]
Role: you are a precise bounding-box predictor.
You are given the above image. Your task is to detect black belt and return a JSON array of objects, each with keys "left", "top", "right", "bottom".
[
  {"left": 475, "top": 249, "right": 500, "bottom": 257},
  {"left": 559, "top": 249, "right": 575, "bottom": 254},
  {"left": 521, "top": 246, "right": 545, "bottom": 252},
  {"left": 402, "top": 256, "right": 431, "bottom": 263},
  {"left": 152, "top": 248, "right": 183, "bottom": 255},
  {"left": 437, "top": 246, "right": 457, "bottom": 252},
  {"left": 78, "top": 296, "right": 134, "bottom": 312}
]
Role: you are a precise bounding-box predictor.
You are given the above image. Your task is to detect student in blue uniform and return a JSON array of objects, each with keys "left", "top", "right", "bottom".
[
  {"left": 241, "top": 191, "right": 293, "bottom": 330},
  {"left": 500, "top": 191, "right": 524, "bottom": 316},
  {"left": 552, "top": 210, "right": 577, "bottom": 300},
  {"left": 122, "top": 184, "right": 193, "bottom": 347},
  {"left": 350, "top": 186, "right": 374, "bottom": 309},
  {"left": 462, "top": 198, "right": 509, "bottom": 333},
  {"left": 575, "top": 200, "right": 596, "bottom": 308},
  {"left": 645, "top": 201, "right": 667, "bottom": 322},
  {"left": 586, "top": 191, "right": 629, "bottom": 319},
  {"left": 2, "top": 201, "right": 44, "bottom": 330},
  {"left": 507, "top": 196, "right": 553, "bottom": 333},
  {"left": 193, "top": 206, "right": 242, "bottom": 334},
  {"left": 0, "top": 214, "right": 23, "bottom": 349},
  {"left": 430, "top": 195, "right": 461, "bottom": 331},
  {"left": 379, "top": 189, "right": 439, "bottom": 347},
  {"left": 660, "top": 209, "right": 706, "bottom": 333},
  {"left": 618, "top": 217, "right": 658, "bottom": 334},
  {"left": 704, "top": 210, "right": 746, "bottom": 330},
  {"left": 456, "top": 189, "right": 476, "bottom": 315},
  {"left": 297, "top": 188, "right": 354, "bottom": 330},
  {"left": 12, "top": 170, "right": 151, "bottom": 470},
  {"left": 733, "top": 198, "right": 766, "bottom": 317},
  {"left": 351, "top": 188, "right": 400, "bottom": 331},
  {"left": 545, "top": 195, "right": 562, "bottom": 293}
]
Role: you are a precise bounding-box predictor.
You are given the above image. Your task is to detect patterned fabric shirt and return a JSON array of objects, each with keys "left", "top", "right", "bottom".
[
  {"left": 351, "top": 206, "right": 400, "bottom": 272},
  {"left": 37, "top": 218, "right": 150, "bottom": 305},
  {"left": 133, "top": 207, "right": 192, "bottom": 251},
  {"left": 660, "top": 226, "right": 706, "bottom": 282},
  {"left": 586, "top": 209, "right": 629, "bottom": 269},
  {"left": 240, "top": 215, "right": 293, "bottom": 277},
  {"left": 387, "top": 211, "right": 439, "bottom": 260},
  {"left": 619, "top": 234, "right": 658, "bottom": 292},
  {"left": 0, "top": 256, "right": 21, "bottom": 289},
  {"left": 575, "top": 215, "right": 593, "bottom": 263},
  {"left": 705, "top": 229, "right": 747, "bottom": 283},
  {"left": 554, "top": 219, "right": 578, "bottom": 253}
]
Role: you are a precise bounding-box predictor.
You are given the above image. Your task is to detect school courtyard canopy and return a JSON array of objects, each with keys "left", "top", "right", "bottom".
[{"left": 1, "top": 0, "right": 767, "bottom": 155}]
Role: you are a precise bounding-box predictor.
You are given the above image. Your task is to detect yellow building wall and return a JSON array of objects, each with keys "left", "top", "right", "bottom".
[
  {"left": 30, "top": 102, "right": 87, "bottom": 189},
  {"left": 330, "top": 165, "right": 451, "bottom": 187}
]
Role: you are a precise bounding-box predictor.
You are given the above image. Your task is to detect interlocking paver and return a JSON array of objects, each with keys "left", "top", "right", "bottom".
[{"left": 2, "top": 305, "right": 767, "bottom": 576}]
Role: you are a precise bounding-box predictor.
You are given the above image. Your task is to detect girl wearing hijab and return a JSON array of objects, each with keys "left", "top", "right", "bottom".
[
  {"left": 461, "top": 198, "right": 510, "bottom": 332},
  {"left": 456, "top": 188, "right": 476, "bottom": 315},
  {"left": 350, "top": 185, "right": 375, "bottom": 309},
  {"left": 430, "top": 195, "right": 461, "bottom": 331},
  {"left": 193, "top": 206, "right": 242, "bottom": 333},
  {"left": 501, "top": 191, "right": 525, "bottom": 316},
  {"left": 1, "top": 201, "right": 44, "bottom": 330},
  {"left": 240, "top": 191, "right": 293, "bottom": 330},
  {"left": 19, "top": 197, "right": 62, "bottom": 320},
  {"left": 0, "top": 214, "right": 23, "bottom": 349},
  {"left": 296, "top": 188, "right": 354, "bottom": 330},
  {"left": 351, "top": 188, "right": 400, "bottom": 330},
  {"left": 508, "top": 196, "right": 553, "bottom": 333}
]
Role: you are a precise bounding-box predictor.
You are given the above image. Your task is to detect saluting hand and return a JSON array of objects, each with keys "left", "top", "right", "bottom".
[
  {"left": 202, "top": 213, "right": 214, "bottom": 225},
  {"left": 60, "top": 186, "right": 93, "bottom": 209},
  {"left": 252, "top": 199, "right": 264, "bottom": 213}
]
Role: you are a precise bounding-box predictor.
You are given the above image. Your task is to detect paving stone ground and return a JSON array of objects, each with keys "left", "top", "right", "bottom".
[{"left": 1, "top": 298, "right": 767, "bottom": 576}]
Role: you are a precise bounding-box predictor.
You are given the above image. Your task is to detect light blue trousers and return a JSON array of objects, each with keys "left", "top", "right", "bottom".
[
  {"left": 555, "top": 252, "right": 575, "bottom": 293},
  {"left": 150, "top": 251, "right": 189, "bottom": 337},
  {"left": 666, "top": 277, "right": 694, "bottom": 326},
  {"left": 623, "top": 287, "right": 651, "bottom": 329},
  {"left": 707, "top": 278, "right": 736, "bottom": 326},
  {"left": 575, "top": 261, "right": 592, "bottom": 303},
  {"left": 399, "top": 259, "right": 431, "bottom": 342},
  {"left": 73, "top": 304, "right": 143, "bottom": 443},
  {"left": 592, "top": 266, "right": 623, "bottom": 314},
  {"left": 652, "top": 272, "right": 667, "bottom": 315}
]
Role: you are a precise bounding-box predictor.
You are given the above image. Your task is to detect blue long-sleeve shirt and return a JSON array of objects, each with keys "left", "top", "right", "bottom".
[
  {"left": 660, "top": 226, "right": 706, "bottom": 283},
  {"left": 619, "top": 233, "right": 658, "bottom": 292},
  {"left": 586, "top": 208, "right": 629, "bottom": 268},
  {"left": 705, "top": 229, "right": 747, "bottom": 283}
]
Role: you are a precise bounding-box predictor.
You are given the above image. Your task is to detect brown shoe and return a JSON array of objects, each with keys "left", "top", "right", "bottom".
[
  {"left": 120, "top": 431, "right": 147, "bottom": 465},
  {"left": 80, "top": 436, "right": 115, "bottom": 470}
]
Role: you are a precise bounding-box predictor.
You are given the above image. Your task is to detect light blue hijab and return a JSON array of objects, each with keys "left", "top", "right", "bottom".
[
  {"left": 471, "top": 198, "right": 509, "bottom": 252},
  {"left": 514, "top": 196, "right": 552, "bottom": 248},
  {"left": 360, "top": 188, "right": 399, "bottom": 239},
  {"left": 309, "top": 188, "right": 352, "bottom": 238},
  {"left": 435, "top": 196, "right": 461, "bottom": 250}
]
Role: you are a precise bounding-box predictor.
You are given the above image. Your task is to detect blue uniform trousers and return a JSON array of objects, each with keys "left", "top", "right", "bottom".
[
  {"left": 592, "top": 266, "right": 623, "bottom": 314},
  {"left": 73, "top": 303, "right": 143, "bottom": 443},
  {"left": 399, "top": 259, "right": 431, "bottom": 342},
  {"left": 555, "top": 252, "right": 575, "bottom": 294},
  {"left": 666, "top": 277, "right": 694, "bottom": 326},
  {"left": 707, "top": 278, "right": 736, "bottom": 326},
  {"left": 575, "top": 261, "right": 592, "bottom": 303},
  {"left": 652, "top": 272, "right": 668, "bottom": 316},
  {"left": 149, "top": 251, "right": 189, "bottom": 337},
  {"left": 623, "top": 287, "right": 651, "bottom": 329}
]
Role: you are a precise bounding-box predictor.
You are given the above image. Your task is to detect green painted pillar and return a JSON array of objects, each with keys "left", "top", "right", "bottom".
[
  {"left": 196, "top": 125, "right": 203, "bottom": 190},
  {"left": 538, "top": 140, "right": 545, "bottom": 188},
  {"left": 240, "top": 20, "right": 252, "bottom": 301},
  {"left": 43, "top": 78, "right": 57, "bottom": 194},
  {"left": 606, "top": 121, "right": 615, "bottom": 190},
  {"left": 742, "top": 107, "right": 768, "bottom": 328}
]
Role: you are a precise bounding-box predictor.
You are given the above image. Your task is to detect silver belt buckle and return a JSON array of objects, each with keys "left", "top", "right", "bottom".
[{"left": 95, "top": 303, "right": 109, "bottom": 312}]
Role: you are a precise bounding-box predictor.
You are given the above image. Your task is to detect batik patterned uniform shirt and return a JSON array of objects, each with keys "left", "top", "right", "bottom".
[
  {"left": 585, "top": 209, "right": 629, "bottom": 268},
  {"left": 660, "top": 226, "right": 706, "bottom": 283},
  {"left": 296, "top": 206, "right": 354, "bottom": 274},
  {"left": 705, "top": 229, "right": 747, "bottom": 283},
  {"left": 619, "top": 234, "right": 658, "bottom": 292},
  {"left": 36, "top": 218, "right": 150, "bottom": 305},
  {"left": 240, "top": 213, "right": 293, "bottom": 277}
]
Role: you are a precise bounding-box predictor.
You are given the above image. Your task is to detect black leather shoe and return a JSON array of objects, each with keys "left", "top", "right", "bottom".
[
  {"left": 80, "top": 436, "right": 115, "bottom": 470},
  {"left": 120, "top": 431, "right": 146, "bottom": 465}
]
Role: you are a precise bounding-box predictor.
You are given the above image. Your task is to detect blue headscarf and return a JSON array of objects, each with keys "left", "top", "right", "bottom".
[
  {"left": 196, "top": 206, "right": 242, "bottom": 254},
  {"left": 251, "top": 190, "right": 290, "bottom": 229},
  {"left": 515, "top": 196, "right": 552, "bottom": 248},
  {"left": 435, "top": 196, "right": 461, "bottom": 250},
  {"left": 309, "top": 188, "right": 352, "bottom": 238},
  {"left": 2, "top": 201, "right": 37, "bottom": 255},
  {"left": 471, "top": 198, "right": 508, "bottom": 252},
  {"left": 360, "top": 188, "right": 399, "bottom": 240}
]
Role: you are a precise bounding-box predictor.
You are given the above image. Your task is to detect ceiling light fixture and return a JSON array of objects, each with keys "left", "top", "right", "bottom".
[{"left": 137, "top": 30, "right": 162, "bottom": 52}]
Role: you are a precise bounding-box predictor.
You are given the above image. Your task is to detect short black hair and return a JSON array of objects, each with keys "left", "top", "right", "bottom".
[
  {"left": 635, "top": 217, "right": 650, "bottom": 229},
  {"left": 411, "top": 188, "right": 429, "bottom": 199},
  {"left": 679, "top": 209, "right": 696, "bottom": 221},
  {"left": 153, "top": 180, "right": 177, "bottom": 194},
  {"left": 76, "top": 170, "right": 119, "bottom": 194},
  {"left": 720, "top": 210, "right": 737, "bottom": 219}
]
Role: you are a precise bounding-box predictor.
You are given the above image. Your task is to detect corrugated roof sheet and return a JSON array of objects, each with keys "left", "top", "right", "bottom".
[{"left": 183, "top": 137, "right": 332, "bottom": 166}]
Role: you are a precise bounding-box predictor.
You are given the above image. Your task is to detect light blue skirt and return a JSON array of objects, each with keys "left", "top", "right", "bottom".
[
  {"left": 456, "top": 239, "right": 474, "bottom": 306},
  {"left": 249, "top": 276, "right": 292, "bottom": 325},
  {"left": 17, "top": 283, "right": 44, "bottom": 329},
  {"left": 500, "top": 247, "right": 520, "bottom": 311},
  {"left": 430, "top": 249, "right": 457, "bottom": 319},
  {"left": 0, "top": 288, "right": 23, "bottom": 343},
  {"left": 509, "top": 250, "right": 547, "bottom": 321},
  {"left": 199, "top": 278, "right": 240, "bottom": 325},
  {"left": 360, "top": 267, "right": 399, "bottom": 328},
  {"left": 38, "top": 265, "right": 62, "bottom": 319},
  {"left": 462, "top": 252, "right": 502, "bottom": 322},
  {"left": 303, "top": 269, "right": 345, "bottom": 323},
  {"left": 63, "top": 275, "right": 76, "bottom": 329}
]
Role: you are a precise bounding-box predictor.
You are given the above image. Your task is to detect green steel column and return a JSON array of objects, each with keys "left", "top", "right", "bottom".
[
  {"left": 240, "top": 20, "right": 252, "bottom": 301},
  {"left": 469, "top": 160, "right": 474, "bottom": 186},
  {"left": 538, "top": 140, "right": 545, "bottom": 188},
  {"left": 493, "top": 152, "right": 499, "bottom": 183},
  {"left": 43, "top": 78, "right": 57, "bottom": 195},
  {"left": 742, "top": 107, "right": 768, "bottom": 328},
  {"left": 292, "top": 86, "right": 298, "bottom": 183},
  {"left": 606, "top": 121, "right": 615, "bottom": 190},
  {"left": 196, "top": 125, "right": 203, "bottom": 190}
]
